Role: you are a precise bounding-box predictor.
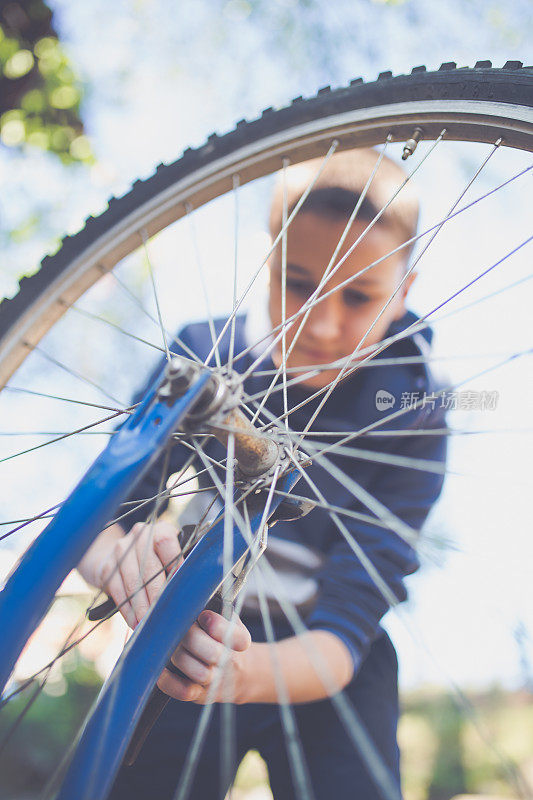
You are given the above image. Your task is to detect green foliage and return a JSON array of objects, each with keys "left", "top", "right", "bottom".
[
  {"left": 426, "top": 695, "right": 466, "bottom": 799},
  {"left": 401, "top": 687, "right": 533, "bottom": 799},
  {"left": 0, "top": 656, "right": 102, "bottom": 796},
  {"left": 0, "top": 0, "right": 92, "bottom": 163}
]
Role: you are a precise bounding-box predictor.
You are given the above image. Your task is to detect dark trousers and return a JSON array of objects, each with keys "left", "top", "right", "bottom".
[{"left": 109, "top": 625, "right": 402, "bottom": 800}]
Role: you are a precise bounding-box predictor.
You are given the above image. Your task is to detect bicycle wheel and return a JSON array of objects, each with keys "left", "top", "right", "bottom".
[{"left": 0, "top": 61, "right": 532, "bottom": 800}]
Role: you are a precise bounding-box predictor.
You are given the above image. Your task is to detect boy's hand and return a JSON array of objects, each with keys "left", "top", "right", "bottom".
[
  {"left": 95, "top": 521, "right": 183, "bottom": 629},
  {"left": 157, "top": 608, "right": 252, "bottom": 704},
  {"left": 85, "top": 522, "right": 253, "bottom": 703}
]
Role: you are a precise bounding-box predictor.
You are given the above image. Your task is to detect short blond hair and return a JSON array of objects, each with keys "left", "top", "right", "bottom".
[{"left": 269, "top": 148, "right": 419, "bottom": 262}]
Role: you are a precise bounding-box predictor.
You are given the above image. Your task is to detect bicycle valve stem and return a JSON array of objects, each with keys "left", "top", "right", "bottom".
[
  {"left": 402, "top": 127, "right": 423, "bottom": 160},
  {"left": 210, "top": 407, "right": 280, "bottom": 477}
]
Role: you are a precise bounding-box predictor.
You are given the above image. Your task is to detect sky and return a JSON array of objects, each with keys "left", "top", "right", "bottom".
[{"left": 1, "top": 0, "right": 532, "bottom": 695}]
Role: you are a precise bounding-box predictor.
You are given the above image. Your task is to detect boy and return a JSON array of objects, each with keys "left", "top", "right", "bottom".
[{"left": 78, "top": 148, "right": 446, "bottom": 799}]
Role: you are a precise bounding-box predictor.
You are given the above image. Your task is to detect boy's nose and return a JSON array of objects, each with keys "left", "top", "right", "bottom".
[{"left": 305, "top": 296, "right": 343, "bottom": 345}]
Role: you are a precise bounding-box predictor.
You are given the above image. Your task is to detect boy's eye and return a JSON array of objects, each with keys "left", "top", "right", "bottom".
[
  {"left": 343, "top": 289, "right": 370, "bottom": 307},
  {"left": 286, "top": 277, "right": 316, "bottom": 298}
]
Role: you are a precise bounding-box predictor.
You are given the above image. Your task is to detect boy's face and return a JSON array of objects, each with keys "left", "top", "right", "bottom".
[{"left": 268, "top": 212, "right": 416, "bottom": 389}]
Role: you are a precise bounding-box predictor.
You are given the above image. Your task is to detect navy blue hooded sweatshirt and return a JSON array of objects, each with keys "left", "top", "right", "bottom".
[{"left": 121, "top": 309, "right": 447, "bottom": 677}]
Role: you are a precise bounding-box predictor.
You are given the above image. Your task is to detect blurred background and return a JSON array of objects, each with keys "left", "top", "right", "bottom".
[{"left": 1, "top": 1, "right": 532, "bottom": 798}]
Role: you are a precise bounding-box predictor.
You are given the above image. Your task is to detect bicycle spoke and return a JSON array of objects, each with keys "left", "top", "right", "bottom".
[
  {"left": 346, "top": 139, "right": 503, "bottom": 369},
  {"left": 185, "top": 203, "right": 222, "bottom": 369},
  {"left": 3, "top": 385, "right": 127, "bottom": 413},
  {"left": 208, "top": 460, "right": 409, "bottom": 799},
  {"left": 203, "top": 139, "right": 340, "bottom": 368},
  {"left": 355, "top": 348, "right": 531, "bottom": 442},
  {"left": 0, "top": 408, "right": 129, "bottom": 464},
  {"left": 272, "top": 487, "right": 459, "bottom": 556},
  {"left": 135, "top": 446, "right": 173, "bottom": 620},
  {"left": 249, "top": 139, "right": 391, "bottom": 422},
  {"left": 254, "top": 236, "right": 533, "bottom": 431},
  {"left": 239, "top": 395, "right": 272, "bottom": 429},
  {"left": 0, "top": 503, "right": 64, "bottom": 542},
  {"left": 288, "top": 451, "right": 405, "bottom": 614},
  {"left": 92, "top": 446, "right": 175, "bottom": 774},
  {"left": 280, "top": 158, "right": 290, "bottom": 435},
  {"left": 180, "top": 455, "right": 267, "bottom": 800},
  {"left": 221, "top": 432, "right": 236, "bottom": 792},
  {"left": 2, "top": 518, "right": 217, "bottom": 711},
  {"left": 186, "top": 450, "right": 402, "bottom": 800},
  {"left": 0, "top": 511, "right": 56, "bottom": 528},
  {"left": 172, "top": 591, "right": 249, "bottom": 800},
  {"left": 108, "top": 270, "right": 205, "bottom": 365},
  {"left": 0, "top": 598, "right": 96, "bottom": 758},
  {"left": 297, "top": 241, "right": 531, "bottom": 446},
  {"left": 239, "top": 133, "right": 446, "bottom": 382},
  {"left": 252, "top": 552, "right": 403, "bottom": 800},
  {"left": 171, "top": 433, "right": 231, "bottom": 470},
  {"left": 82, "top": 449, "right": 200, "bottom": 623},
  {"left": 104, "top": 470, "right": 219, "bottom": 533},
  {"left": 313, "top": 468, "right": 525, "bottom": 791},
  {"left": 247, "top": 345, "right": 532, "bottom": 492},
  {"left": 249, "top": 508, "right": 316, "bottom": 800},
  {"left": 0, "top": 474, "right": 219, "bottom": 546},
  {"left": 240, "top": 262, "right": 533, "bottom": 406},
  {"left": 390, "top": 598, "right": 531, "bottom": 798},
  {"left": 280, "top": 456, "right": 528, "bottom": 796},
  {"left": 227, "top": 174, "right": 240, "bottom": 370},
  {"left": 0, "top": 670, "right": 50, "bottom": 755},
  {"left": 140, "top": 228, "right": 171, "bottom": 362},
  {"left": 3, "top": 493, "right": 231, "bottom": 709},
  {"left": 35, "top": 443, "right": 241, "bottom": 793},
  {"left": 66, "top": 302, "right": 167, "bottom": 354},
  {"left": 196, "top": 416, "right": 527, "bottom": 486},
  {"left": 231, "top": 160, "right": 533, "bottom": 370},
  {"left": 239, "top": 408, "right": 449, "bottom": 565},
  {"left": 250, "top": 348, "right": 525, "bottom": 376},
  {"left": 0, "top": 430, "right": 115, "bottom": 436},
  {"left": 237, "top": 402, "right": 420, "bottom": 550},
  {"left": 171, "top": 445, "right": 255, "bottom": 800},
  {"left": 28, "top": 345, "right": 126, "bottom": 406},
  {"left": 282, "top": 426, "right": 533, "bottom": 438},
  {"left": 222, "top": 432, "right": 236, "bottom": 602},
  {"left": 304, "top": 438, "right": 448, "bottom": 475},
  {"left": 301, "top": 436, "right": 531, "bottom": 487}
]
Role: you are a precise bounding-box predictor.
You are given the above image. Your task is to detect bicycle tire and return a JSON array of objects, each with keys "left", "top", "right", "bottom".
[{"left": 1, "top": 61, "right": 532, "bottom": 384}]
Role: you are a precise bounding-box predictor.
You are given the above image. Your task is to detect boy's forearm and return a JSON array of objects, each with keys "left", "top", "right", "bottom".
[
  {"left": 76, "top": 522, "right": 126, "bottom": 588},
  {"left": 240, "top": 630, "right": 354, "bottom": 704}
]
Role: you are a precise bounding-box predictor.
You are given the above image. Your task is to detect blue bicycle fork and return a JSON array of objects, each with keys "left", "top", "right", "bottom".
[{"left": 0, "top": 362, "right": 211, "bottom": 694}]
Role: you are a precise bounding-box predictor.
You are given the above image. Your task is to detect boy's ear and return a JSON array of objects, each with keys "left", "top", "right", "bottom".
[
  {"left": 266, "top": 252, "right": 273, "bottom": 285},
  {"left": 393, "top": 269, "right": 417, "bottom": 318},
  {"left": 403, "top": 269, "right": 418, "bottom": 296}
]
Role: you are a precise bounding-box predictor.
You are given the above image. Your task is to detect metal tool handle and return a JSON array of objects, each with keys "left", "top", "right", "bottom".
[{"left": 123, "top": 592, "right": 230, "bottom": 766}]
